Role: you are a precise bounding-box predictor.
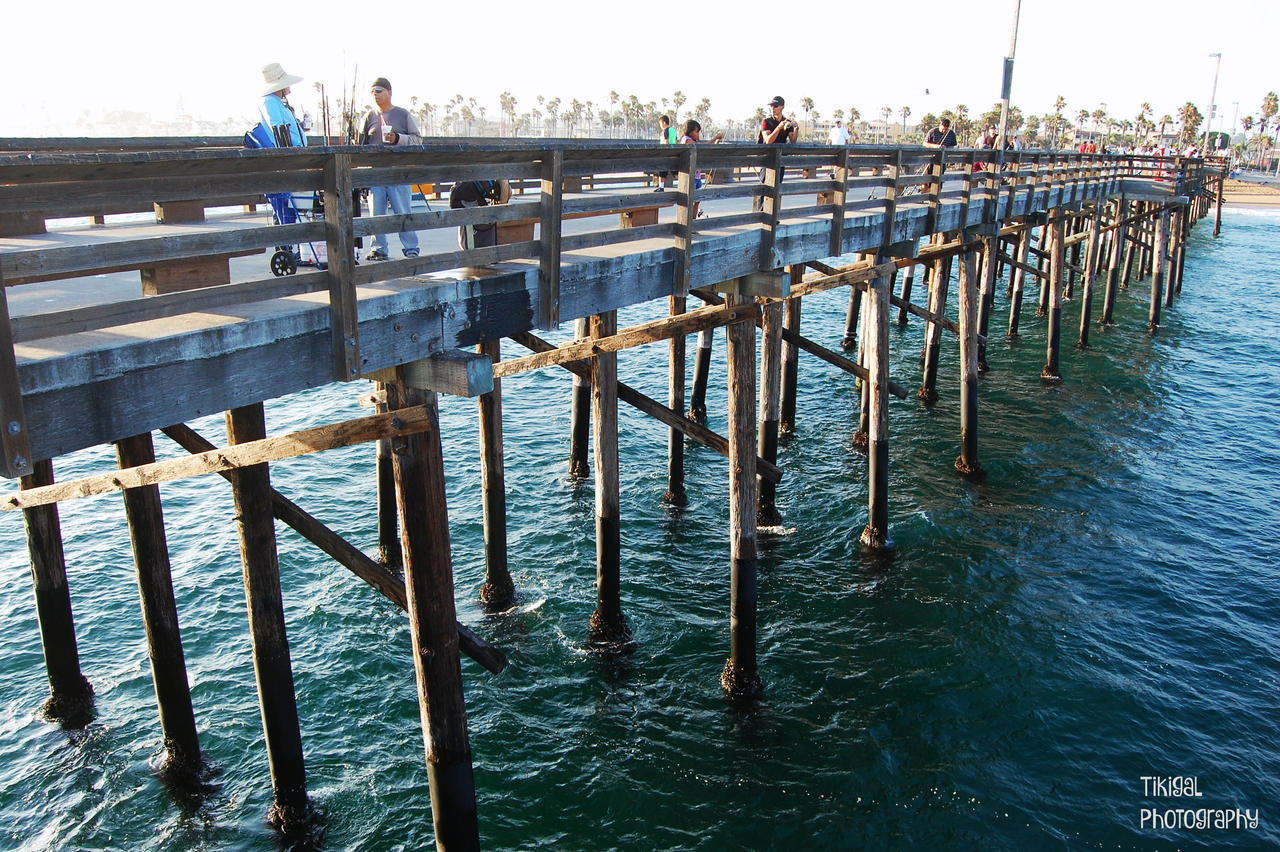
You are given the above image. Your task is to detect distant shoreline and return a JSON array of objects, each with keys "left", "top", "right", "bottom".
[{"left": 1222, "top": 177, "right": 1280, "bottom": 209}]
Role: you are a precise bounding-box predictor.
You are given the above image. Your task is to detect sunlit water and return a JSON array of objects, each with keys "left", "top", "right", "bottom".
[{"left": 2, "top": 209, "right": 1277, "bottom": 850}]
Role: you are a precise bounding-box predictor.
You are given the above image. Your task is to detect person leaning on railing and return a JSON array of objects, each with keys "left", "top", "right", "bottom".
[{"left": 358, "top": 77, "right": 424, "bottom": 260}]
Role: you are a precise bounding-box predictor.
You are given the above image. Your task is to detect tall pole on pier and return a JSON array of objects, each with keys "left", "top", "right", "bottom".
[
  {"left": 996, "top": 0, "right": 1023, "bottom": 151},
  {"left": 1202, "top": 52, "right": 1221, "bottom": 153}
]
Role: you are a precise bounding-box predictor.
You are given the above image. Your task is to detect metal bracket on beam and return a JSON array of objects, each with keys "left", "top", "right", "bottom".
[
  {"left": 881, "top": 239, "right": 918, "bottom": 259},
  {"left": 712, "top": 270, "right": 790, "bottom": 299},
  {"left": 366, "top": 349, "right": 494, "bottom": 398}
]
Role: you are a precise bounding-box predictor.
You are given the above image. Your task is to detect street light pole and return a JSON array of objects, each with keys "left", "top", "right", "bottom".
[
  {"left": 1202, "top": 52, "right": 1221, "bottom": 153},
  {"left": 996, "top": 0, "right": 1023, "bottom": 151}
]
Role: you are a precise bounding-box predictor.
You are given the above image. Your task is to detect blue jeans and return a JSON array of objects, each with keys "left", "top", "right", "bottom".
[{"left": 368, "top": 184, "right": 418, "bottom": 254}]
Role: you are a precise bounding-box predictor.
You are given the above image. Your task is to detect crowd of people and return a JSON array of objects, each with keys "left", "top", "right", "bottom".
[{"left": 251, "top": 67, "right": 1212, "bottom": 262}]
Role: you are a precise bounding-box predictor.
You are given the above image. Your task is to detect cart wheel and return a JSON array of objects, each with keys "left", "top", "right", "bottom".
[{"left": 270, "top": 250, "right": 297, "bottom": 277}]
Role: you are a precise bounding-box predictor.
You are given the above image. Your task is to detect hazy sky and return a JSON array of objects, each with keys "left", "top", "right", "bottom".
[{"left": 4, "top": 0, "right": 1276, "bottom": 135}]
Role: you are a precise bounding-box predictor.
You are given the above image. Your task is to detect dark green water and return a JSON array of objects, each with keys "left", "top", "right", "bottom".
[{"left": 2, "top": 209, "right": 1277, "bottom": 850}]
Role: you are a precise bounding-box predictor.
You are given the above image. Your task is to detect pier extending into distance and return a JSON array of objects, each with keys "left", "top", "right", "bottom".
[{"left": 0, "top": 136, "right": 1225, "bottom": 848}]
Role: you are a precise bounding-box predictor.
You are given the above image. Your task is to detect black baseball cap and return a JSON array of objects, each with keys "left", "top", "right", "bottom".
[
  {"left": 371, "top": 77, "right": 392, "bottom": 91},
  {"left": 769, "top": 96, "right": 785, "bottom": 107}
]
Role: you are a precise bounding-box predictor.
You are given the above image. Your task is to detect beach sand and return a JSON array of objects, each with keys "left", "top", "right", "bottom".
[{"left": 1222, "top": 177, "right": 1280, "bottom": 207}]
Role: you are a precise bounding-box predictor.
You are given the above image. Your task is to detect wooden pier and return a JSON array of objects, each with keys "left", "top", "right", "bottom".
[{"left": 0, "top": 137, "right": 1224, "bottom": 847}]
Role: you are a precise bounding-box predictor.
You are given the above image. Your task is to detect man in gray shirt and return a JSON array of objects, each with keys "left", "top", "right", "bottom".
[{"left": 359, "top": 77, "right": 423, "bottom": 259}]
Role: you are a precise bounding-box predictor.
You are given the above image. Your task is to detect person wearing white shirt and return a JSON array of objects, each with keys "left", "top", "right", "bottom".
[{"left": 828, "top": 119, "right": 850, "bottom": 146}]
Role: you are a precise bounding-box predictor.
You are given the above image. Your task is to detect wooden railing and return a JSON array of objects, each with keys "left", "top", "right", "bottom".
[{"left": 0, "top": 140, "right": 1224, "bottom": 477}]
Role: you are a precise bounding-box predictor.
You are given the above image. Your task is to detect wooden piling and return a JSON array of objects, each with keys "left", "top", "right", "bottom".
[
  {"left": 1175, "top": 206, "right": 1188, "bottom": 295},
  {"left": 1007, "top": 224, "right": 1033, "bottom": 339},
  {"left": 588, "top": 311, "right": 629, "bottom": 646},
  {"left": 895, "top": 261, "right": 916, "bottom": 329},
  {"left": 976, "top": 235, "right": 997, "bottom": 373},
  {"left": 1149, "top": 208, "right": 1167, "bottom": 332},
  {"left": 116, "top": 433, "right": 201, "bottom": 778},
  {"left": 779, "top": 296, "right": 801, "bottom": 435},
  {"left": 568, "top": 317, "right": 591, "bottom": 478},
  {"left": 664, "top": 296, "right": 688, "bottom": 506},
  {"left": 1065, "top": 212, "right": 1081, "bottom": 300},
  {"left": 757, "top": 295, "right": 784, "bottom": 527},
  {"left": 375, "top": 381, "right": 401, "bottom": 567},
  {"left": 224, "top": 403, "right": 309, "bottom": 832},
  {"left": 477, "top": 339, "right": 515, "bottom": 608},
  {"left": 1077, "top": 216, "right": 1098, "bottom": 348},
  {"left": 919, "top": 249, "right": 950, "bottom": 404},
  {"left": 688, "top": 327, "right": 713, "bottom": 421},
  {"left": 955, "top": 247, "right": 985, "bottom": 479},
  {"left": 860, "top": 272, "right": 893, "bottom": 551},
  {"left": 20, "top": 459, "right": 93, "bottom": 724},
  {"left": 387, "top": 384, "right": 480, "bottom": 851},
  {"left": 1100, "top": 211, "right": 1125, "bottom": 325},
  {"left": 721, "top": 293, "right": 762, "bottom": 699},
  {"left": 1213, "top": 176, "right": 1223, "bottom": 237},
  {"left": 1121, "top": 202, "right": 1138, "bottom": 288},
  {"left": 1036, "top": 221, "right": 1053, "bottom": 316},
  {"left": 840, "top": 277, "right": 861, "bottom": 352},
  {"left": 1042, "top": 215, "right": 1064, "bottom": 383}
]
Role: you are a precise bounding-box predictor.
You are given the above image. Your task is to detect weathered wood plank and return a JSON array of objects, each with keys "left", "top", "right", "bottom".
[
  {"left": 3, "top": 405, "right": 436, "bottom": 510},
  {"left": 509, "top": 331, "right": 783, "bottom": 484},
  {"left": 492, "top": 302, "right": 756, "bottom": 379}
]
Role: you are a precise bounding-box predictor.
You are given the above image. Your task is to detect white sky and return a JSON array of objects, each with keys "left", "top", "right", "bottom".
[{"left": 3, "top": 0, "right": 1277, "bottom": 135}]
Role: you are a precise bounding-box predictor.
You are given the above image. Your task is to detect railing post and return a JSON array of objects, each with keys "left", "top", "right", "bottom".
[
  {"left": 538, "top": 148, "right": 564, "bottom": 329},
  {"left": 0, "top": 267, "right": 33, "bottom": 478},
  {"left": 323, "top": 153, "right": 360, "bottom": 381},
  {"left": 760, "top": 146, "right": 784, "bottom": 269},
  {"left": 926, "top": 150, "right": 943, "bottom": 234},
  {"left": 675, "top": 147, "right": 697, "bottom": 297},
  {"left": 829, "top": 148, "right": 850, "bottom": 256}
]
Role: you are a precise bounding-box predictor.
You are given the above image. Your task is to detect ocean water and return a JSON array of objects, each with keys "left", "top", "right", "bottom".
[{"left": 1, "top": 209, "right": 1277, "bottom": 851}]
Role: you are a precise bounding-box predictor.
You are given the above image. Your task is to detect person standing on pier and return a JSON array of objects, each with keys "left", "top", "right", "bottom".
[
  {"left": 924, "top": 117, "right": 957, "bottom": 149},
  {"left": 755, "top": 96, "right": 798, "bottom": 209},
  {"left": 257, "top": 63, "right": 308, "bottom": 148},
  {"left": 359, "top": 77, "right": 423, "bottom": 260},
  {"left": 828, "top": 118, "right": 850, "bottom": 146}
]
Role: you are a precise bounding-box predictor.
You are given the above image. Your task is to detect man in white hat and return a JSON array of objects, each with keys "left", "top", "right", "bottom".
[{"left": 258, "top": 62, "right": 307, "bottom": 148}]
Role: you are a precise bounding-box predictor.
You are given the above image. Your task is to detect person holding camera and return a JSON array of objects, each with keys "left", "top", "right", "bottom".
[
  {"left": 758, "top": 95, "right": 799, "bottom": 146},
  {"left": 755, "top": 96, "right": 798, "bottom": 210}
]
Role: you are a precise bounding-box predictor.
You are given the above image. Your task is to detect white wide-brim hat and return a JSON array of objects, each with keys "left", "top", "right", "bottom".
[{"left": 262, "top": 62, "right": 304, "bottom": 96}]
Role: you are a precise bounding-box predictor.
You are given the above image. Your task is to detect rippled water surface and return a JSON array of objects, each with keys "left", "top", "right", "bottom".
[{"left": 2, "top": 210, "right": 1278, "bottom": 850}]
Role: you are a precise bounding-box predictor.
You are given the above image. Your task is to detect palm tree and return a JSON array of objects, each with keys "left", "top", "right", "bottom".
[
  {"left": 802, "top": 96, "right": 815, "bottom": 136},
  {"left": 499, "top": 91, "right": 517, "bottom": 136},
  {"left": 900, "top": 105, "right": 911, "bottom": 133},
  {"left": 673, "top": 90, "right": 687, "bottom": 124},
  {"left": 880, "top": 106, "right": 892, "bottom": 143},
  {"left": 1053, "top": 96, "right": 1067, "bottom": 147},
  {"left": 546, "top": 97, "right": 561, "bottom": 136},
  {"left": 1177, "top": 102, "right": 1203, "bottom": 147}
]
